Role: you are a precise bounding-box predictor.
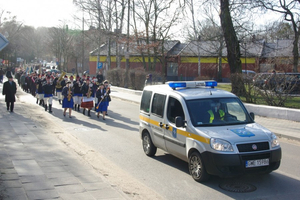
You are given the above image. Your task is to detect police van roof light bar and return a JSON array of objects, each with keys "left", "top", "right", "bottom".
[{"left": 167, "top": 81, "right": 217, "bottom": 89}]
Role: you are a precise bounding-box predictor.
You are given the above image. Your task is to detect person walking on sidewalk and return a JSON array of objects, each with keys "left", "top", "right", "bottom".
[
  {"left": 5, "top": 67, "right": 12, "bottom": 78},
  {"left": 2, "top": 75, "right": 17, "bottom": 112},
  {"left": 0, "top": 67, "right": 4, "bottom": 83},
  {"left": 62, "top": 81, "right": 74, "bottom": 118}
]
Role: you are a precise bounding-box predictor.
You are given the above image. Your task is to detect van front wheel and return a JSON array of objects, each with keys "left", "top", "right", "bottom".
[
  {"left": 142, "top": 132, "right": 157, "bottom": 156},
  {"left": 188, "top": 151, "right": 210, "bottom": 182}
]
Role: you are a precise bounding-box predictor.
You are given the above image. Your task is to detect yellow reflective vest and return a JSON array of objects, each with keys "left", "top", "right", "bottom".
[{"left": 208, "top": 109, "right": 225, "bottom": 123}]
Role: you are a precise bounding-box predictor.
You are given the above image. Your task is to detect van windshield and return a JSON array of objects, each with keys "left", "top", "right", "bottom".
[{"left": 186, "top": 98, "right": 254, "bottom": 127}]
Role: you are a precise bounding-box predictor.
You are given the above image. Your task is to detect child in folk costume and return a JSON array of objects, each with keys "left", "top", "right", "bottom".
[
  {"left": 92, "top": 77, "right": 99, "bottom": 111},
  {"left": 43, "top": 75, "right": 54, "bottom": 113},
  {"left": 103, "top": 80, "right": 111, "bottom": 115},
  {"left": 62, "top": 81, "right": 74, "bottom": 118},
  {"left": 55, "top": 74, "right": 67, "bottom": 104},
  {"left": 73, "top": 75, "right": 82, "bottom": 111},
  {"left": 95, "top": 83, "right": 109, "bottom": 120},
  {"left": 35, "top": 74, "right": 45, "bottom": 106},
  {"left": 80, "top": 76, "right": 94, "bottom": 116}
]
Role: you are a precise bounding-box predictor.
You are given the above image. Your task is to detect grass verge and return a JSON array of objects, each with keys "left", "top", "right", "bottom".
[{"left": 216, "top": 84, "right": 300, "bottom": 109}]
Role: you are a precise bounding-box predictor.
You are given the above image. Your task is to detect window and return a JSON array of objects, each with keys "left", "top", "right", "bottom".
[
  {"left": 167, "top": 97, "right": 184, "bottom": 123},
  {"left": 140, "top": 90, "right": 152, "bottom": 113},
  {"left": 186, "top": 98, "right": 253, "bottom": 127},
  {"left": 151, "top": 93, "right": 166, "bottom": 117},
  {"left": 167, "top": 63, "right": 178, "bottom": 76}
]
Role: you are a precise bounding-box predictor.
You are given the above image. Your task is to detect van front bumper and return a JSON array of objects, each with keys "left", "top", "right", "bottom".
[{"left": 201, "top": 148, "right": 281, "bottom": 177}]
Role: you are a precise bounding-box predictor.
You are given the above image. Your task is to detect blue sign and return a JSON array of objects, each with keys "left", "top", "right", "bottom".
[
  {"left": 172, "top": 127, "right": 177, "bottom": 138},
  {"left": 0, "top": 33, "right": 9, "bottom": 51},
  {"left": 231, "top": 129, "right": 255, "bottom": 137},
  {"left": 97, "top": 62, "right": 103, "bottom": 69}
]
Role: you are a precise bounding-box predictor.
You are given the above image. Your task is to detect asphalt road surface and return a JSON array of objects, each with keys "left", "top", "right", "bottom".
[{"left": 17, "top": 89, "right": 300, "bottom": 200}]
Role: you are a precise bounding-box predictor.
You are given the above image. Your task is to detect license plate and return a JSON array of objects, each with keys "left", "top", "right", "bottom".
[{"left": 245, "top": 159, "right": 269, "bottom": 168}]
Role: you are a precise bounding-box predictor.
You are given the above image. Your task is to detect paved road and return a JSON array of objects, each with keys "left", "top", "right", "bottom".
[{"left": 1, "top": 76, "right": 300, "bottom": 199}]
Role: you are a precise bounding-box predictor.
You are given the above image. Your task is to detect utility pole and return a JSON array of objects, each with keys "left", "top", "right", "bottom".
[
  {"left": 190, "top": 0, "right": 201, "bottom": 77},
  {"left": 197, "top": 36, "right": 201, "bottom": 77},
  {"left": 96, "top": 0, "right": 101, "bottom": 75},
  {"left": 124, "top": 0, "right": 130, "bottom": 88},
  {"left": 244, "top": 42, "right": 247, "bottom": 72},
  {"left": 82, "top": 14, "right": 84, "bottom": 74}
]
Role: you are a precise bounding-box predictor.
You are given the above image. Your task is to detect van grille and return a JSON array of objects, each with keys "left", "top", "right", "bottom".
[{"left": 237, "top": 142, "right": 269, "bottom": 152}]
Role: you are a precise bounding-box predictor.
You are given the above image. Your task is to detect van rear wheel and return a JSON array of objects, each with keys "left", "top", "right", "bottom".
[
  {"left": 142, "top": 132, "right": 157, "bottom": 156},
  {"left": 188, "top": 151, "right": 210, "bottom": 182}
]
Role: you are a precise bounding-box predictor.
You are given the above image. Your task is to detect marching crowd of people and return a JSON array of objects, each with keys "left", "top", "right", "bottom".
[{"left": 7, "top": 69, "right": 111, "bottom": 119}]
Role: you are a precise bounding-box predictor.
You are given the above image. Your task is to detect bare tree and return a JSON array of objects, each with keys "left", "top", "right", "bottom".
[
  {"left": 219, "top": 0, "right": 246, "bottom": 96},
  {"left": 132, "top": 0, "right": 183, "bottom": 82},
  {"left": 0, "top": 17, "right": 23, "bottom": 67},
  {"left": 48, "top": 26, "right": 73, "bottom": 72},
  {"left": 73, "top": 0, "right": 127, "bottom": 74},
  {"left": 253, "top": 0, "right": 300, "bottom": 72}
]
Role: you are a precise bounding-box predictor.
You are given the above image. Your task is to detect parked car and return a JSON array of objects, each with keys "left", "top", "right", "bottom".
[
  {"left": 46, "top": 69, "right": 60, "bottom": 74},
  {"left": 253, "top": 72, "right": 300, "bottom": 94},
  {"left": 242, "top": 70, "right": 256, "bottom": 83},
  {"left": 253, "top": 73, "right": 271, "bottom": 89},
  {"left": 266, "top": 73, "right": 300, "bottom": 94},
  {"left": 51, "top": 69, "right": 60, "bottom": 74}
]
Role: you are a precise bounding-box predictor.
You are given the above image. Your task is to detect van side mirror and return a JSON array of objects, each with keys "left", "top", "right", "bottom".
[
  {"left": 250, "top": 112, "right": 255, "bottom": 120},
  {"left": 175, "top": 116, "right": 185, "bottom": 127}
]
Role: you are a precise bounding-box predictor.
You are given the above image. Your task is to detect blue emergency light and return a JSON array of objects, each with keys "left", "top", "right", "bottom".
[
  {"left": 168, "top": 82, "right": 187, "bottom": 88},
  {"left": 167, "top": 81, "right": 217, "bottom": 89},
  {"left": 205, "top": 81, "right": 218, "bottom": 87}
]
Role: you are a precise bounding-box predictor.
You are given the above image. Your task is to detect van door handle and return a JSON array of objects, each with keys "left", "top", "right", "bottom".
[
  {"left": 165, "top": 124, "right": 169, "bottom": 130},
  {"left": 159, "top": 122, "right": 163, "bottom": 128}
]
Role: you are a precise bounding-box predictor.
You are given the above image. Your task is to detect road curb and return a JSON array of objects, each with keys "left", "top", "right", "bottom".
[{"left": 275, "top": 132, "right": 300, "bottom": 142}]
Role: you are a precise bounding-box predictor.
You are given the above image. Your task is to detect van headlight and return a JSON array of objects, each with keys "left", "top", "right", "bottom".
[
  {"left": 210, "top": 138, "right": 233, "bottom": 152},
  {"left": 271, "top": 133, "right": 280, "bottom": 148}
]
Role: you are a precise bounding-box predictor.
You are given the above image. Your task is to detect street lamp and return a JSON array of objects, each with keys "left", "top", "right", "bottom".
[
  {"left": 244, "top": 42, "right": 247, "bottom": 73},
  {"left": 197, "top": 35, "right": 201, "bottom": 77}
]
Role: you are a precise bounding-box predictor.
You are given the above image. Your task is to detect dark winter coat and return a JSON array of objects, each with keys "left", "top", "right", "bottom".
[
  {"left": 5, "top": 70, "right": 12, "bottom": 78},
  {"left": 2, "top": 80, "right": 17, "bottom": 102}
]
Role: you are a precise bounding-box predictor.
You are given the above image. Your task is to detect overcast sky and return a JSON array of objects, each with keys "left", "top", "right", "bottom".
[
  {"left": 0, "top": 0, "right": 80, "bottom": 28},
  {"left": 1, "top": 0, "right": 282, "bottom": 41}
]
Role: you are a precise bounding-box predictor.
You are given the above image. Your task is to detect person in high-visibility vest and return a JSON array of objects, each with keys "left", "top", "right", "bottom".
[{"left": 207, "top": 102, "right": 225, "bottom": 123}]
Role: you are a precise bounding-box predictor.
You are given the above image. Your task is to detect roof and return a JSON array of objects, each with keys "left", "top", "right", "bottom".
[
  {"left": 90, "top": 38, "right": 298, "bottom": 59},
  {"left": 261, "top": 39, "right": 299, "bottom": 58},
  {"left": 178, "top": 40, "right": 264, "bottom": 58},
  {"left": 143, "top": 82, "right": 236, "bottom": 100},
  {"left": 90, "top": 39, "right": 180, "bottom": 57},
  {"left": 174, "top": 88, "right": 236, "bottom": 100},
  {"left": 179, "top": 40, "right": 226, "bottom": 57}
]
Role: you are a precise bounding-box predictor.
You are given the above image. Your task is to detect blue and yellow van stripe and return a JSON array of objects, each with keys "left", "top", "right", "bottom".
[{"left": 139, "top": 114, "right": 210, "bottom": 144}]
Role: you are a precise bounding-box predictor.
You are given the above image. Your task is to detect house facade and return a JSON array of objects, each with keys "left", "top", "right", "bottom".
[{"left": 89, "top": 38, "right": 299, "bottom": 81}]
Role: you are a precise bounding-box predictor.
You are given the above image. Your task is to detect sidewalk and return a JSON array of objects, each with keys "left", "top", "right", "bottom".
[
  {"left": 0, "top": 79, "right": 128, "bottom": 199},
  {"left": 110, "top": 86, "right": 300, "bottom": 142}
]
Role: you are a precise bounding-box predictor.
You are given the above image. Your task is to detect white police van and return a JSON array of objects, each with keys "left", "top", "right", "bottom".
[{"left": 139, "top": 81, "right": 281, "bottom": 182}]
